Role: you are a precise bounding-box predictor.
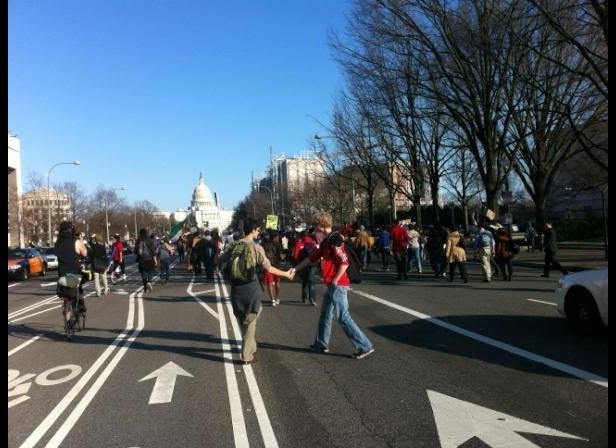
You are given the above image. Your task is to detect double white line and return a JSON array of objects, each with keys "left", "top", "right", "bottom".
[
  {"left": 19, "top": 288, "right": 146, "bottom": 448},
  {"left": 190, "top": 274, "right": 279, "bottom": 448}
]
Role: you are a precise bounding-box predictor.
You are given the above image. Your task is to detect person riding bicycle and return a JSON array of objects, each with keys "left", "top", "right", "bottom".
[{"left": 54, "top": 221, "right": 88, "bottom": 321}]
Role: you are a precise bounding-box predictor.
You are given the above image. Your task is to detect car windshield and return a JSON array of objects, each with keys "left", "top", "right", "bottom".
[
  {"left": 8, "top": 249, "right": 26, "bottom": 258},
  {"left": 38, "top": 247, "right": 55, "bottom": 255}
]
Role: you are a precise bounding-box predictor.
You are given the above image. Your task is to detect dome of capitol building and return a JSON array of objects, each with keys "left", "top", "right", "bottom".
[{"left": 172, "top": 173, "right": 233, "bottom": 232}]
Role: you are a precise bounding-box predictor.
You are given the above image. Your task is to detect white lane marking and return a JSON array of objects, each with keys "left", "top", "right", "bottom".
[
  {"left": 9, "top": 306, "right": 62, "bottom": 324},
  {"left": 35, "top": 365, "right": 82, "bottom": 386},
  {"left": 41, "top": 282, "right": 58, "bottom": 287},
  {"left": 139, "top": 361, "right": 193, "bottom": 404},
  {"left": 527, "top": 299, "right": 556, "bottom": 306},
  {"left": 8, "top": 296, "right": 59, "bottom": 319},
  {"left": 8, "top": 282, "right": 23, "bottom": 288},
  {"left": 351, "top": 289, "right": 608, "bottom": 388},
  {"left": 45, "top": 292, "right": 145, "bottom": 448},
  {"left": 428, "top": 390, "right": 586, "bottom": 448},
  {"left": 8, "top": 335, "right": 43, "bottom": 357},
  {"left": 19, "top": 292, "right": 138, "bottom": 448},
  {"left": 215, "top": 278, "right": 250, "bottom": 448},
  {"left": 219, "top": 277, "right": 279, "bottom": 448},
  {"left": 188, "top": 275, "right": 219, "bottom": 320}
]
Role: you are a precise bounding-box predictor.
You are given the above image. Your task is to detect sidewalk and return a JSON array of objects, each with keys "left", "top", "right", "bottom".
[{"left": 514, "top": 241, "right": 608, "bottom": 272}]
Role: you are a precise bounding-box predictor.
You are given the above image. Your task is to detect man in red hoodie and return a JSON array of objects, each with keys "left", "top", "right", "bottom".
[
  {"left": 390, "top": 219, "right": 409, "bottom": 280},
  {"left": 293, "top": 212, "right": 375, "bottom": 359}
]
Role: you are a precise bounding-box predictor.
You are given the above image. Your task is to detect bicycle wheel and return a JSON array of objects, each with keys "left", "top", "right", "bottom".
[
  {"left": 65, "top": 316, "right": 75, "bottom": 340},
  {"left": 78, "top": 311, "right": 86, "bottom": 331}
]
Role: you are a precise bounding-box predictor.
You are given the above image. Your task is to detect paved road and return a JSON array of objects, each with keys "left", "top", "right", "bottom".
[{"left": 8, "top": 253, "right": 607, "bottom": 448}]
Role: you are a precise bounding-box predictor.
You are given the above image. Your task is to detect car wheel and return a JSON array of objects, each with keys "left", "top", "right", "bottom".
[
  {"left": 20, "top": 267, "right": 29, "bottom": 281},
  {"left": 40, "top": 264, "right": 47, "bottom": 277},
  {"left": 566, "top": 289, "right": 601, "bottom": 335}
]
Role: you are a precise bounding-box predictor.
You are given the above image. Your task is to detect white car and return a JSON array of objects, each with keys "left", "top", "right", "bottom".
[
  {"left": 37, "top": 247, "right": 59, "bottom": 271},
  {"left": 555, "top": 268, "right": 608, "bottom": 334}
]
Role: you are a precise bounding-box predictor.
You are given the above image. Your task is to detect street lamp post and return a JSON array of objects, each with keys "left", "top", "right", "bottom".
[
  {"left": 255, "top": 184, "right": 274, "bottom": 215},
  {"left": 105, "top": 187, "right": 126, "bottom": 245},
  {"left": 47, "top": 161, "right": 80, "bottom": 245}
]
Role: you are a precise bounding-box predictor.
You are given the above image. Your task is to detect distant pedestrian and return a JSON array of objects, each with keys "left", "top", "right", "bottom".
[
  {"left": 406, "top": 223, "right": 422, "bottom": 274},
  {"left": 541, "top": 221, "right": 568, "bottom": 277},
  {"left": 390, "top": 219, "right": 409, "bottom": 280},
  {"left": 176, "top": 237, "right": 186, "bottom": 262},
  {"left": 293, "top": 212, "right": 375, "bottom": 360},
  {"left": 158, "top": 237, "right": 174, "bottom": 284},
  {"left": 291, "top": 230, "right": 318, "bottom": 306},
  {"left": 494, "top": 227, "right": 514, "bottom": 281},
  {"left": 108, "top": 234, "right": 126, "bottom": 282},
  {"left": 474, "top": 223, "right": 495, "bottom": 282},
  {"left": 376, "top": 227, "right": 392, "bottom": 271},
  {"left": 91, "top": 233, "right": 110, "bottom": 296},
  {"left": 445, "top": 227, "right": 468, "bottom": 283},
  {"left": 135, "top": 228, "right": 159, "bottom": 292},
  {"left": 262, "top": 231, "right": 284, "bottom": 306}
]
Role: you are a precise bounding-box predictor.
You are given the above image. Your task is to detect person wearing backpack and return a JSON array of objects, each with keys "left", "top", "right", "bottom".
[
  {"left": 293, "top": 212, "right": 375, "bottom": 360},
  {"left": 158, "top": 237, "right": 174, "bottom": 284},
  {"left": 90, "top": 233, "right": 110, "bottom": 296},
  {"left": 474, "top": 223, "right": 495, "bottom": 282},
  {"left": 218, "top": 218, "right": 295, "bottom": 364},
  {"left": 135, "top": 228, "right": 159, "bottom": 292}
]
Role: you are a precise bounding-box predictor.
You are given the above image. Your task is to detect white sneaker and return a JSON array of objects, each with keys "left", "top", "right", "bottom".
[{"left": 122, "top": 274, "right": 127, "bottom": 280}]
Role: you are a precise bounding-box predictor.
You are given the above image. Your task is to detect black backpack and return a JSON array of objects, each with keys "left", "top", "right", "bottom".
[
  {"left": 327, "top": 232, "right": 362, "bottom": 284},
  {"left": 137, "top": 239, "right": 153, "bottom": 261}
]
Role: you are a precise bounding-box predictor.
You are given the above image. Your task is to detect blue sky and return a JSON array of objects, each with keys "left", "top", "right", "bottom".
[{"left": 9, "top": 0, "right": 351, "bottom": 212}]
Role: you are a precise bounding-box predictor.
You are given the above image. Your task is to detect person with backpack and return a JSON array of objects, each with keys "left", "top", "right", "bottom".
[
  {"left": 218, "top": 218, "right": 295, "bottom": 364},
  {"left": 158, "top": 237, "right": 174, "bottom": 284},
  {"left": 293, "top": 212, "right": 375, "bottom": 360},
  {"left": 291, "top": 229, "right": 318, "bottom": 306},
  {"left": 135, "top": 228, "right": 159, "bottom": 292},
  {"left": 474, "top": 223, "right": 495, "bottom": 282},
  {"left": 90, "top": 233, "right": 110, "bottom": 296}
]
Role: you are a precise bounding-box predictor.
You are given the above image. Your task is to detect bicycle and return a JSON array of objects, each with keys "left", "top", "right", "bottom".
[{"left": 59, "top": 289, "right": 86, "bottom": 341}]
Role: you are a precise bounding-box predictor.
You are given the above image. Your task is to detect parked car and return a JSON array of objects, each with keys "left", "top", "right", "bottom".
[
  {"left": 555, "top": 268, "right": 608, "bottom": 335},
  {"left": 8, "top": 247, "right": 47, "bottom": 280},
  {"left": 37, "top": 247, "right": 59, "bottom": 270}
]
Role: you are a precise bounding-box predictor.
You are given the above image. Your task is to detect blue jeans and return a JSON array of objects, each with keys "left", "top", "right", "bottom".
[
  {"left": 406, "top": 246, "right": 422, "bottom": 273},
  {"left": 315, "top": 285, "right": 372, "bottom": 352}
]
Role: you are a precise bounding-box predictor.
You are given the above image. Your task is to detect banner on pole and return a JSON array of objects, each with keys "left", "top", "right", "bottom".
[{"left": 265, "top": 215, "right": 278, "bottom": 230}]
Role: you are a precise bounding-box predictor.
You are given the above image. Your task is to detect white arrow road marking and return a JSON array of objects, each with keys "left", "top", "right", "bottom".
[
  {"left": 139, "top": 361, "right": 193, "bottom": 404},
  {"left": 428, "top": 390, "right": 586, "bottom": 448}
]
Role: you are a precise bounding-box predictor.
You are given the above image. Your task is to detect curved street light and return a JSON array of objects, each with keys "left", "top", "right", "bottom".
[
  {"left": 105, "top": 187, "right": 126, "bottom": 245},
  {"left": 47, "top": 161, "right": 80, "bottom": 245},
  {"left": 254, "top": 184, "right": 274, "bottom": 215}
]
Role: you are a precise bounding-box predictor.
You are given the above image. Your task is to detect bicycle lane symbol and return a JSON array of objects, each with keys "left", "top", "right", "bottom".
[{"left": 8, "top": 365, "right": 82, "bottom": 408}]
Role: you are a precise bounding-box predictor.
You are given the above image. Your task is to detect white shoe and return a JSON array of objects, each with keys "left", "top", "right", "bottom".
[{"left": 122, "top": 274, "right": 127, "bottom": 280}]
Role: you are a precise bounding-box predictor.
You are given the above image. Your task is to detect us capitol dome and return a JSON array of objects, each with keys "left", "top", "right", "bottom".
[{"left": 172, "top": 173, "right": 233, "bottom": 231}]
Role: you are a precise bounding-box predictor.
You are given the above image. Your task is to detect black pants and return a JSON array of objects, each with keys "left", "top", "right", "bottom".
[
  {"left": 496, "top": 256, "right": 513, "bottom": 280},
  {"left": 448, "top": 262, "right": 468, "bottom": 282},
  {"left": 543, "top": 251, "right": 567, "bottom": 276},
  {"left": 393, "top": 250, "right": 408, "bottom": 279}
]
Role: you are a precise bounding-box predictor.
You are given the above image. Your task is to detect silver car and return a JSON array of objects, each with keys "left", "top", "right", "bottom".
[
  {"left": 555, "top": 268, "right": 608, "bottom": 334},
  {"left": 37, "top": 247, "right": 59, "bottom": 271}
]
